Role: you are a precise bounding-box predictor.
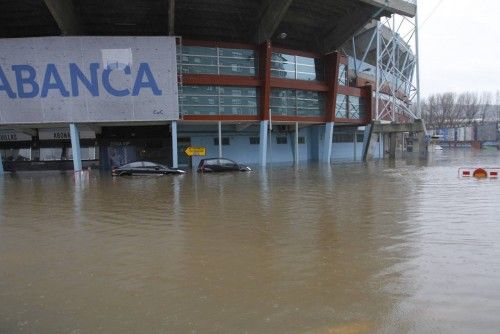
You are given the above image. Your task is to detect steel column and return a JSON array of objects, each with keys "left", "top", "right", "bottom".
[
  {"left": 218, "top": 121, "right": 222, "bottom": 157},
  {"left": 259, "top": 120, "right": 268, "bottom": 166},
  {"left": 415, "top": 0, "right": 422, "bottom": 118},
  {"left": 294, "top": 122, "right": 299, "bottom": 165},
  {"left": 171, "top": 121, "right": 178, "bottom": 168},
  {"left": 69, "top": 123, "right": 82, "bottom": 172},
  {"left": 322, "top": 122, "right": 334, "bottom": 162}
]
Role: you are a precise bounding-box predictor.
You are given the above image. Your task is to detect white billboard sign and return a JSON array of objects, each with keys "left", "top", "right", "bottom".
[{"left": 0, "top": 36, "right": 179, "bottom": 125}]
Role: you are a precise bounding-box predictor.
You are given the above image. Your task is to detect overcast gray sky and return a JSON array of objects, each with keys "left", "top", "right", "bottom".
[{"left": 418, "top": 0, "right": 500, "bottom": 97}]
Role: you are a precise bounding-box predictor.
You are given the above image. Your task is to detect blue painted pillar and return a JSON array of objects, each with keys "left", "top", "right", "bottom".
[
  {"left": 171, "top": 121, "right": 178, "bottom": 168},
  {"left": 259, "top": 120, "right": 268, "bottom": 166},
  {"left": 0, "top": 151, "right": 4, "bottom": 175},
  {"left": 322, "top": 122, "right": 334, "bottom": 162},
  {"left": 69, "top": 123, "right": 82, "bottom": 172}
]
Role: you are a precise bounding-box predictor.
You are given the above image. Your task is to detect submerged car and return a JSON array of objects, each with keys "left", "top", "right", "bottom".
[
  {"left": 197, "top": 158, "right": 252, "bottom": 173},
  {"left": 112, "top": 161, "right": 186, "bottom": 176}
]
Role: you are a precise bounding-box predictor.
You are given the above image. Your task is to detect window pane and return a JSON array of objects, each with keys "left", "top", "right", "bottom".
[
  {"left": 181, "top": 46, "right": 257, "bottom": 76},
  {"left": 336, "top": 94, "right": 348, "bottom": 118},
  {"left": 271, "top": 88, "right": 324, "bottom": 117},
  {"left": 338, "top": 64, "right": 348, "bottom": 86},
  {"left": 276, "top": 137, "right": 287, "bottom": 144}
]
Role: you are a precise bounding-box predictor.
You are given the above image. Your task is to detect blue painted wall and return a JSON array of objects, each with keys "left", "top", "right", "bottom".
[{"left": 180, "top": 124, "right": 383, "bottom": 167}]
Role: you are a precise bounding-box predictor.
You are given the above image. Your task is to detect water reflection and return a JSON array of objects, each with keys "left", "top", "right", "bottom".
[{"left": 0, "top": 150, "right": 499, "bottom": 333}]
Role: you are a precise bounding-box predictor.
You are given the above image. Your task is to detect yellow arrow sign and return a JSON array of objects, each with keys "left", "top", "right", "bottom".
[{"left": 184, "top": 146, "right": 206, "bottom": 156}]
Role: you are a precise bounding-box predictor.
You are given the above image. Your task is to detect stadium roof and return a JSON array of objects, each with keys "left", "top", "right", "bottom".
[{"left": 0, "top": 0, "right": 416, "bottom": 54}]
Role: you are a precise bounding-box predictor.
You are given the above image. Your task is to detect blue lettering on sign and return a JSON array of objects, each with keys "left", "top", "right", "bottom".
[
  {"left": 102, "top": 65, "right": 131, "bottom": 97},
  {"left": 133, "top": 63, "right": 162, "bottom": 96},
  {"left": 0, "top": 67, "right": 16, "bottom": 98},
  {"left": 69, "top": 63, "right": 99, "bottom": 97},
  {"left": 41, "top": 64, "right": 70, "bottom": 97},
  {"left": 12, "top": 65, "right": 39, "bottom": 98},
  {"left": 0, "top": 63, "right": 163, "bottom": 99}
]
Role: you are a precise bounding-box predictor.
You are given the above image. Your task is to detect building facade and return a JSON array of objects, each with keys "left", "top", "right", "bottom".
[{"left": 0, "top": 0, "right": 417, "bottom": 173}]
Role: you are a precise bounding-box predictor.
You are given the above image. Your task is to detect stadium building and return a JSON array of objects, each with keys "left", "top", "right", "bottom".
[{"left": 0, "top": 0, "right": 420, "bottom": 173}]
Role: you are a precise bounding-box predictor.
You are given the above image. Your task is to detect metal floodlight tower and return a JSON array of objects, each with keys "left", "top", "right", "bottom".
[
  {"left": 374, "top": 13, "right": 419, "bottom": 122},
  {"left": 348, "top": 1, "right": 420, "bottom": 123}
]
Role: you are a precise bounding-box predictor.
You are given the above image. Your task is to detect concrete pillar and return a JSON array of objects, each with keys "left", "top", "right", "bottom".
[
  {"left": 389, "top": 133, "right": 397, "bottom": 159},
  {"left": 218, "top": 121, "right": 222, "bottom": 157},
  {"left": 0, "top": 151, "right": 4, "bottom": 175},
  {"left": 322, "top": 122, "right": 334, "bottom": 162},
  {"left": 259, "top": 120, "right": 268, "bottom": 166},
  {"left": 353, "top": 130, "right": 357, "bottom": 161},
  {"left": 294, "top": 122, "right": 299, "bottom": 165},
  {"left": 362, "top": 124, "right": 373, "bottom": 161},
  {"left": 171, "top": 121, "right": 178, "bottom": 168},
  {"left": 69, "top": 123, "right": 82, "bottom": 172}
]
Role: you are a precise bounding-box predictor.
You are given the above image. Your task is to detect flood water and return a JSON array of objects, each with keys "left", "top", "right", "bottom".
[{"left": 1, "top": 150, "right": 500, "bottom": 333}]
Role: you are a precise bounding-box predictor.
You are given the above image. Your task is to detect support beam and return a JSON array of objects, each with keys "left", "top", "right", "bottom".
[
  {"left": 256, "top": 0, "right": 293, "bottom": 43},
  {"left": 0, "top": 152, "right": 4, "bottom": 175},
  {"left": 294, "top": 122, "right": 299, "bottom": 165},
  {"left": 168, "top": 0, "right": 175, "bottom": 36},
  {"left": 171, "top": 121, "right": 178, "bottom": 168},
  {"left": 259, "top": 121, "right": 269, "bottom": 166},
  {"left": 389, "top": 133, "right": 397, "bottom": 159},
  {"left": 259, "top": 41, "right": 272, "bottom": 121},
  {"left": 43, "top": 0, "right": 82, "bottom": 35},
  {"left": 322, "top": 122, "right": 334, "bottom": 163},
  {"left": 360, "top": 0, "right": 416, "bottom": 17},
  {"left": 362, "top": 123, "right": 373, "bottom": 161},
  {"left": 217, "top": 121, "right": 222, "bottom": 157},
  {"left": 69, "top": 123, "right": 82, "bottom": 172},
  {"left": 323, "top": 6, "right": 376, "bottom": 53}
]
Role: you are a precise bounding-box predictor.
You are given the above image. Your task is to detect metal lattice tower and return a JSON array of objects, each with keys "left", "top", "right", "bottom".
[{"left": 346, "top": 2, "right": 420, "bottom": 122}]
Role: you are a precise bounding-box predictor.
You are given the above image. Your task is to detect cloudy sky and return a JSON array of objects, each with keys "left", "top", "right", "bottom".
[{"left": 418, "top": 0, "right": 500, "bottom": 97}]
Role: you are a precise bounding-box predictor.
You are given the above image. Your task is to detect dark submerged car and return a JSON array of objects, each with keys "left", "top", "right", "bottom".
[
  {"left": 112, "top": 161, "right": 186, "bottom": 176},
  {"left": 197, "top": 158, "right": 252, "bottom": 173}
]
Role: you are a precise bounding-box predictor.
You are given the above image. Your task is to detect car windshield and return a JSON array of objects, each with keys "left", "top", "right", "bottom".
[
  {"left": 142, "top": 162, "right": 162, "bottom": 168},
  {"left": 121, "top": 162, "right": 143, "bottom": 168}
]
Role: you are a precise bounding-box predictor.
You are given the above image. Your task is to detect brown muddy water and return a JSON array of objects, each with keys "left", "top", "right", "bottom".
[{"left": 1, "top": 150, "right": 500, "bottom": 334}]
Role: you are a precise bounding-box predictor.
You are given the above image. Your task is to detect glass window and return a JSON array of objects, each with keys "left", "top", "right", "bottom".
[
  {"left": 213, "top": 137, "right": 230, "bottom": 146},
  {"left": 39, "top": 147, "right": 96, "bottom": 161},
  {"left": 270, "top": 89, "right": 325, "bottom": 117},
  {"left": 276, "top": 137, "right": 287, "bottom": 144},
  {"left": 249, "top": 137, "right": 260, "bottom": 145},
  {"left": 180, "top": 46, "right": 257, "bottom": 76},
  {"left": 271, "top": 52, "right": 324, "bottom": 81},
  {"left": 181, "top": 86, "right": 259, "bottom": 116},
  {"left": 338, "top": 64, "right": 348, "bottom": 86},
  {"left": 298, "top": 137, "right": 305, "bottom": 144},
  {"left": 1, "top": 148, "right": 31, "bottom": 161},
  {"left": 336, "top": 94, "right": 348, "bottom": 118},
  {"left": 335, "top": 94, "right": 366, "bottom": 120}
]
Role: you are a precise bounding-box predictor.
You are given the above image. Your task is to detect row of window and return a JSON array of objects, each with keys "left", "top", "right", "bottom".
[
  {"left": 213, "top": 137, "right": 306, "bottom": 146},
  {"left": 181, "top": 86, "right": 328, "bottom": 117},
  {"left": 1, "top": 147, "right": 97, "bottom": 161},
  {"left": 180, "top": 45, "right": 355, "bottom": 91},
  {"left": 180, "top": 46, "right": 327, "bottom": 82}
]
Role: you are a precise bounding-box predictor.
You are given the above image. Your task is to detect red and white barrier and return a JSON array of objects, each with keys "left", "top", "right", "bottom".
[{"left": 458, "top": 167, "right": 499, "bottom": 178}]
